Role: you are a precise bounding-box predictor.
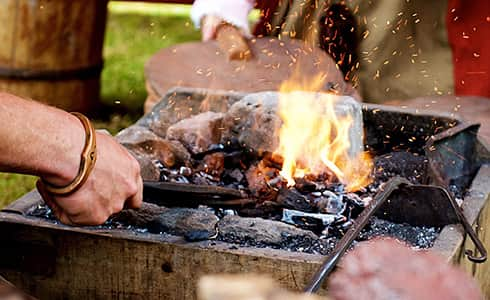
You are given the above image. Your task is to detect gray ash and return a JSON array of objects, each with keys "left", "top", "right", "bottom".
[
  {"left": 374, "top": 151, "right": 428, "bottom": 184},
  {"left": 359, "top": 217, "right": 440, "bottom": 249},
  {"left": 219, "top": 232, "right": 340, "bottom": 256}
]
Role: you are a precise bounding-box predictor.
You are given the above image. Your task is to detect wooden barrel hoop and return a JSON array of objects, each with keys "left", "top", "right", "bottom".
[{"left": 0, "top": 62, "right": 103, "bottom": 81}]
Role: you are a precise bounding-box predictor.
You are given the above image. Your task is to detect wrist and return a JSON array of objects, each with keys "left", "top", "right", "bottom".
[{"left": 41, "top": 113, "right": 86, "bottom": 187}]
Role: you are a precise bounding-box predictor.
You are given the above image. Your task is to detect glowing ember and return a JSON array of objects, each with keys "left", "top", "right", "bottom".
[{"left": 274, "top": 75, "right": 373, "bottom": 192}]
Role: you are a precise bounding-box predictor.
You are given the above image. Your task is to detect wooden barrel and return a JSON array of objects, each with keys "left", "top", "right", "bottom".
[{"left": 0, "top": 0, "right": 108, "bottom": 112}]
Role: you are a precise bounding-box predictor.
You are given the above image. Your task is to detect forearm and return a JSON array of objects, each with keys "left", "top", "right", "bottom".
[{"left": 0, "top": 92, "right": 83, "bottom": 186}]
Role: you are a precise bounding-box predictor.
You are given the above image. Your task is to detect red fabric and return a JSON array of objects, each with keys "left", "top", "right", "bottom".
[{"left": 447, "top": 0, "right": 490, "bottom": 98}]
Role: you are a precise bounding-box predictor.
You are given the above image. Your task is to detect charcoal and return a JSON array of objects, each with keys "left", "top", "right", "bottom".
[
  {"left": 29, "top": 205, "right": 56, "bottom": 220},
  {"left": 266, "top": 176, "right": 284, "bottom": 189},
  {"left": 167, "top": 111, "right": 225, "bottom": 154},
  {"left": 314, "top": 194, "right": 346, "bottom": 214},
  {"left": 215, "top": 208, "right": 238, "bottom": 218},
  {"left": 358, "top": 217, "right": 440, "bottom": 248},
  {"left": 223, "top": 150, "right": 257, "bottom": 170},
  {"left": 118, "top": 125, "right": 192, "bottom": 169},
  {"left": 185, "top": 230, "right": 215, "bottom": 242},
  {"left": 345, "top": 193, "right": 365, "bottom": 207},
  {"left": 172, "top": 176, "right": 190, "bottom": 184},
  {"left": 201, "top": 152, "right": 225, "bottom": 177},
  {"left": 245, "top": 163, "right": 279, "bottom": 201},
  {"left": 322, "top": 190, "right": 337, "bottom": 198},
  {"left": 237, "top": 201, "right": 282, "bottom": 218},
  {"left": 374, "top": 151, "right": 428, "bottom": 184},
  {"left": 222, "top": 168, "right": 245, "bottom": 184},
  {"left": 326, "top": 183, "right": 346, "bottom": 194},
  {"left": 276, "top": 189, "right": 314, "bottom": 212},
  {"left": 261, "top": 152, "right": 284, "bottom": 169},
  {"left": 179, "top": 166, "right": 192, "bottom": 176},
  {"left": 192, "top": 175, "right": 212, "bottom": 186},
  {"left": 127, "top": 152, "right": 160, "bottom": 181},
  {"left": 294, "top": 178, "right": 317, "bottom": 193},
  {"left": 192, "top": 143, "right": 226, "bottom": 160},
  {"left": 289, "top": 216, "right": 325, "bottom": 233},
  {"left": 148, "top": 208, "right": 219, "bottom": 240},
  {"left": 217, "top": 215, "right": 317, "bottom": 247},
  {"left": 282, "top": 209, "right": 338, "bottom": 233},
  {"left": 111, "top": 203, "right": 167, "bottom": 228}
]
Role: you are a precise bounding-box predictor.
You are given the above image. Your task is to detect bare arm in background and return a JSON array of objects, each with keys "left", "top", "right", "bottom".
[{"left": 0, "top": 92, "right": 142, "bottom": 225}]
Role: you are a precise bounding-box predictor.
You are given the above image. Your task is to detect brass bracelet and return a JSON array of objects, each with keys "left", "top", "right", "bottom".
[{"left": 42, "top": 112, "right": 97, "bottom": 196}]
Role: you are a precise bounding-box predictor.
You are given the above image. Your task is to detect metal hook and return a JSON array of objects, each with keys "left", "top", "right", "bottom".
[
  {"left": 427, "top": 185, "right": 487, "bottom": 263},
  {"left": 304, "top": 179, "right": 487, "bottom": 294},
  {"left": 304, "top": 177, "right": 410, "bottom": 293}
]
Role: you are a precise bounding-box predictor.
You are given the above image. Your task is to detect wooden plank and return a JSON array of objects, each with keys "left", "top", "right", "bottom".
[{"left": 0, "top": 213, "right": 327, "bottom": 299}]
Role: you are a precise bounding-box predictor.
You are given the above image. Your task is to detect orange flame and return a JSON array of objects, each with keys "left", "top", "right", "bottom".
[{"left": 274, "top": 74, "right": 373, "bottom": 192}]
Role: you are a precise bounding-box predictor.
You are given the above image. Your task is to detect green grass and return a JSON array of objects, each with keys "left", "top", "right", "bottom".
[
  {"left": 0, "top": 2, "right": 200, "bottom": 208},
  {"left": 0, "top": 174, "right": 38, "bottom": 208},
  {"left": 100, "top": 2, "right": 200, "bottom": 113}
]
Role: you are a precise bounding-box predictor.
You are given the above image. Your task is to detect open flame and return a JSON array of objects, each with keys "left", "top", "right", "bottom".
[{"left": 274, "top": 74, "right": 373, "bottom": 192}]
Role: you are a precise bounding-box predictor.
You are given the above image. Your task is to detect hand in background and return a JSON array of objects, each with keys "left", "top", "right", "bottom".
[
  {"left": 191, "top": 0, "right": 254, "bottom": 41},
  {"left": 201, "top": 15, "right": 224, "bottom": 41}
]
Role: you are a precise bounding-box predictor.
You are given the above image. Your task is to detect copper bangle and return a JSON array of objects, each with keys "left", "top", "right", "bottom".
[{"left": 42, "top": 112, "right": 97, "bottom": 196}]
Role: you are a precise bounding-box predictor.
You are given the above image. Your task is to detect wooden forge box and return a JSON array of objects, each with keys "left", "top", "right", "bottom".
[{"left": 1, "top": 88, "right": 489, "bottom": 299}]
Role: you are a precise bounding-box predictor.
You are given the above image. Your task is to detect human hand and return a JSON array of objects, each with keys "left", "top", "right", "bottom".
[
  {"left": 201, "top": 15, "right": 225, "bottom": 41},
  {"left": 37, "top": 132, "right": 143, "bottom": 226}
]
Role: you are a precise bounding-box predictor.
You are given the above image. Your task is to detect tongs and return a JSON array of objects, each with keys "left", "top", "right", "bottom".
[{"left": 143, "top": 181, "right": 252, "bottom": 208}]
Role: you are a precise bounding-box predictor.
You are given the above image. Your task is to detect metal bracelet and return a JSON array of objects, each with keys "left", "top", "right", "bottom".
[{"left": 41, "top": 112, "right": 97, "bottom": 196}]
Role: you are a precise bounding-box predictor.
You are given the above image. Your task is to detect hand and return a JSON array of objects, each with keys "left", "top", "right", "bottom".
[
  {"left": 201, "top": 15, "right": 224, "bottom": 41},
  {"left": 38, "top": 132, "right": 143, "bottom": 226}
]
